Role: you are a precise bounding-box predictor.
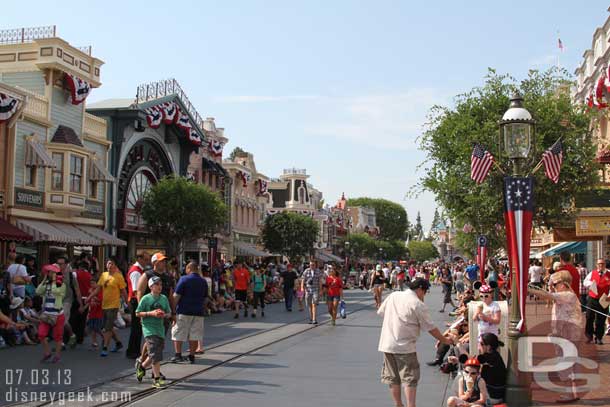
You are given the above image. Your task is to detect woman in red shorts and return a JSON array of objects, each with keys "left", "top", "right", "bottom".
[{"left": 325, "top": 267, "right": 343, "bottom": 326}]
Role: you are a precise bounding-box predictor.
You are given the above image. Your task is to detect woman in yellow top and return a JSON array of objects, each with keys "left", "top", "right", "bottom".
[{"left": 87, "top": 257, "right": 128, "bottom": 357}]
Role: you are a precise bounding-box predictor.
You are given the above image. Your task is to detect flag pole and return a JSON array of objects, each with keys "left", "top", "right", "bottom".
[{"left": 493, "top": 161, "right": 506, "bottom": 175}]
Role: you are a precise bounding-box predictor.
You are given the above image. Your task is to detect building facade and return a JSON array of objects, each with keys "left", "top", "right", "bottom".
[
  {"left": 0, "top": 26, "right": 123, "bottom": 264},
  {"left": 89, "top": 79, "right": 206, "bottom": 262}
]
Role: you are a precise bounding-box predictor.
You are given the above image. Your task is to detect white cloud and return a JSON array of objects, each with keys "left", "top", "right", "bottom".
[
  {"left": 214, "top": 95, "right": 320, "bottom": 103},
  {"left": 306, "top": 89, "right": 451, "bottom": 151}
]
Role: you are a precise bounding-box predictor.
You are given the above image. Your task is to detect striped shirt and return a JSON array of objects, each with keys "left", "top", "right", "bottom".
[{"left": 302, "top": 268, "right": 323, "bottom": 293}]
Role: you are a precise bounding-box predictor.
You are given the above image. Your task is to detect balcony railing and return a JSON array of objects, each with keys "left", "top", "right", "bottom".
[
  {"left": 0, "top": 25, "right": 56, "bottom": 44},
  {"left": 16, "top": 86, "right": 49, "bottom": 122},
  {"left": 84, "top": 113, "right": 107, "bottom": 139}
]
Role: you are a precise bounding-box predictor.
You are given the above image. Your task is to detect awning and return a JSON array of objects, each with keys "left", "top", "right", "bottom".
[
  {"left": 16, "top": 219, "right": 101, "bottom": 246},
  {"left": 202, "top": 157, "right": 228, "bottom": 177},
  {"left": 0, "top": 218, "right": 32, "bottom": 242},
  {"left": 315, "top": 250, "right": 344, "bottom": 263},
  {"left": 76, "top": 225, "right": 127, "bottom": 246},
  {"left": 234, "top": 241, "right": 271, "bottom": 257},
  {"left": 25, "top": 136, "right": 54, "bottom": 168},
  {"left": 89, "top": 155, "right": 115, "bottom": 182},
  {"left": 537, "top": 241, "right": 587, "bottom": 258}
]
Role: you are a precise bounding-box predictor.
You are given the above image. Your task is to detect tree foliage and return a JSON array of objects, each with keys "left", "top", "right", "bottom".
[
  {"left": 410, "top": 211, "right": 424, "bottom": 241},
  {"left": 229, "top": 146, "right": 248, "bottom": 161},
  {"left": 341, "top": 233, "right": 407, "bottom": 261},
  {"left": 419, "top": 67, "right": 599, "bottom": 254},
  {"left": 261, "top": 212, "right": 319, "bottom": 261},
  {"left": 347, "top": 197, "right": 409, "bottom": 241},
  {"left": 428, "top": 208, "right": 441, "bottom": 239},
  {"left": 141, "top": 176, "right": 227, "bottom": 258},
  {"left": 407, "top": 240, "right": 440, "bottom": 263}
]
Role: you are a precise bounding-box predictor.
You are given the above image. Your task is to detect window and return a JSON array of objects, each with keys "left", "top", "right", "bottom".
[
  {"left": 70, "top": 155, "right": 83, "bottom": 193},
  {"left": 51, "top": 153, "right": 64, "bottom": 191},
  {"left": 25, "top": 166, "right": 37, "bottom": 187},
  {"left": 89, "top": 180, "right": 98, "bottom": 199}
]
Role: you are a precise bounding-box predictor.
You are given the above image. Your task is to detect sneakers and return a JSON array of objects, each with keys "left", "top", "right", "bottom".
[
  {"left": 111, "top": 342, "right": 123, "bottom": 353},
  {"left": 595, "top": 338, "right": 604, "bottom": 345},
  {"left": 152, "top": 377, "right": 166, "bottom": 388},
  {"left": 188, "top": 354, "right": 195, "bottom": 364},
  {"left": 251, "top": 313, "right": 256, "bottom": 318},
  {"left": 100, "top": 348, "right": 108, "bottom": 357},
  {"left": 426, "top": 359, "right": 441, "bottom": 366},
  {"left": 170, "top": 354, "right": 185, "bottom": 363},
  {"left": 41, "top": 353, "right": 52, "bottom": 363},
  {"left": 68, "top": 334, "right": 77, "bottom": 349},
  {"left": 331, "top": 319, "right": 336, "bottom": 326},
  {"left": 243, "top": 309, "right": 248, "bottom": 318},
  {"left": 313, "top": 320, "right": 318, "bottom": 325},
  {"left": 51, "top": 355, "right": 61, "bottom": 364},
  {"left": 135, "top": 364, "right": 146, "bottom": 382},
  {"left": 234, "top": 314, "right": 239, "bottom": 319},
  {"left": 261, "top": 311, "right": 265, "bottom": 317}
]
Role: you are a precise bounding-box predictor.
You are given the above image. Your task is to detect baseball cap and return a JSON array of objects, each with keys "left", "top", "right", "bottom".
[
  {"left": 148, "top": 275, "right": 162, "bottom": 288},
  {"left": 409, "top": 278, "right": 430, "bottom": 291},
  {"left": 151, "top": 252, "right": 167, "bottom": 264},
  {"left": 376, "top": 265, "right": 382, "bottom": 271}
]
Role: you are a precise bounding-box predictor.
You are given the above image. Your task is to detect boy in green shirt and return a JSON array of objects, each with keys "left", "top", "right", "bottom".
[{"left": 135, "top": 276, "right": 171, "bottom": 388}]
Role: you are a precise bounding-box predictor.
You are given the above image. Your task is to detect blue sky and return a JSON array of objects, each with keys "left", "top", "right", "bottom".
[{"left": 2, "top": 1, "right": 605, "bottom": 230}]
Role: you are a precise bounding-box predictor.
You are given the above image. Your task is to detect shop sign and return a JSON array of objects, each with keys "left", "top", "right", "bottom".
[
  {"left": 14, "top": 188, "right": 44, "bottom": 208},
  {"left": 576, "top": 216, "right": 610, "bottom": 236},
  {"left": 84, "top": 200, "right": 104, "bottom": 219}
]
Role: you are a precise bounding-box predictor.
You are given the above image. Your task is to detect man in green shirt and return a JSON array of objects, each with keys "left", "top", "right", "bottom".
[{"left": 135, "top": 276, "right": 171, "bottom": 388}]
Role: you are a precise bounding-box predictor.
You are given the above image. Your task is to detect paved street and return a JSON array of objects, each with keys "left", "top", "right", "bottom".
[{"left": 1, "top": 287, "right": 456, "bottom": 407}]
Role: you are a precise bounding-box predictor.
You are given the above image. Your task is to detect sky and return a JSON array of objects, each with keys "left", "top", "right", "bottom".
[{"left": 2, "top": 1, "right": 605, "bottom": 231}]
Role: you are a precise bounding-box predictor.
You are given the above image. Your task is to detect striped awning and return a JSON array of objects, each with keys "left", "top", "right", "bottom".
[
  {"left": 25, "top": 136, "right": 54, "bottom": 168},
  {"left": 0, "top": 218, "right": 32, "bottom": 242},
  {"left": 76, "top": 225, "right": 126, "bottom": 246},
  {"left": 16, "top": 219, "right": 98, "bottom": 245},
  {"left": 315, "top": 250, "right": 344, "bottom": 263},
  {"left": 89, "top": 155, "right": 115, "bottom": 182}
]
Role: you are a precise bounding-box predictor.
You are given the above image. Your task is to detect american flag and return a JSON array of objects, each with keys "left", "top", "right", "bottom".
[
  {"left": 558, "top": 38, "right": 564, "bottom": 52},
  {"left": 503, "top": 176, "right": 535, "bottom": 333},
  {"left": 471, "top": 143, "right": 494, "bottom": 184},
  {"left": 542, "top": 140, "right": 563, "bottom": 183}
]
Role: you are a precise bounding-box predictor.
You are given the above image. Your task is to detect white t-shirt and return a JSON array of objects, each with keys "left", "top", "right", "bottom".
[
  {"left": 529, "top": 265, "right": 543, "bottom": 283},
  {"left": 377, "top": 289, "right": 435, "bottom": 354},
  {"left": 478, "top": 301, "right": 501, "bottom": 336},
  {"left": 382, "top": 267, "right": 391, "bottom": 280},
  {"left": 7, "top": 263, "right": 28, "bottom": 298}
]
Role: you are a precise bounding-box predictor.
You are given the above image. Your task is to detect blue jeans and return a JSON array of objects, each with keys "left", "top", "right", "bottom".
[{"left": 283, "top": 286, "right": 293, "bottom": 310}]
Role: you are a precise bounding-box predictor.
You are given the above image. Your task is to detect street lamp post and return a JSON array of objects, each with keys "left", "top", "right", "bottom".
[
  {"left": 499, "top": 93, "right": 535, "bottom": 406},
  {"left": 344, "top": 241, "right": 351, "bottom": 274}
]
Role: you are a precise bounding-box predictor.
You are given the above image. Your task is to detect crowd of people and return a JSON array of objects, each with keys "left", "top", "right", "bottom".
[{"left": 0, "top": 252, "right": 348, "bottom": 388}]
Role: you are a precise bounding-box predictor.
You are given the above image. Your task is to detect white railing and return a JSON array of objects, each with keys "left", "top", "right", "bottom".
[
  {"left": 84, "top": 113, "right": 107, "bottom": 139},
  {"left": 0, "top": 25, "right": 56, "bottom": 44}
]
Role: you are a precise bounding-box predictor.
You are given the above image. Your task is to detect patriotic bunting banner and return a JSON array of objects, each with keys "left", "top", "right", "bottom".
[
  {"left": 238, "top": 171, "right": 251, "bottom": 187},
  {"left": 0, "top": 93, "right": 19, "bottom": 123},
  {"left": 145, "top": 106, "right": 163, "bottom": 129},
  {"left": 161, "top": 102, "right": 179, "bottom": 124},
  {"left": 471, "top": 143, "right": 494, "bottom": 184},
  {"left": 541, "top": 140, "right": 563, "bottom": 184},
  {"left": 210, "top": 140, "right": 224, "bottom": 157},
  {"left": 257, "top": 179, "right": 268, "bottom": 195},
  {"left": 64, "top": 73, "right": 91, "bottom": 105},
  {"left": 188, "top": 128, "right": 203, "bottom": 146},
  {"left": 503, "top": 176, "right": 534, "bottom": 333},
  {"left": 176, "top": 112, "right": 192, "bottom": 132},
  {"left": 476, "top": 235, "right": 488, "bottom": 282},
  {"left": 595, "top": 76, "right": 608, "bottom": 108}
]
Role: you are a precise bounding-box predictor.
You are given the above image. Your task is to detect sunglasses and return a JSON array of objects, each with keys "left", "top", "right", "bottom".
[
  {"left": 481, "top": 294, "right": 491, "bottom": 298},
  {"left": 465, "top": 370, "right": 478, "bottom": 375}
]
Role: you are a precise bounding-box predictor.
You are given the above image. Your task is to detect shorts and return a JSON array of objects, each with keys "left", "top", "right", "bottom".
[
  {"left": 327, "top": 295, "right": 341, "bottom": 302},
  {"left": 381, "top": 352, "right": 420, "bottom": 387},
  {"left": 38, "top": 314, "right": 65, "bottom": 343},
  {"left": 87, "top": 318, "right": 103, "bottom": 333},
  {"left": 145, "top": 335, "right": 164, "bottom": 363},
  {"left": 305, "top": 291, "right": 319, "bottom": 306},
  {"left": 62, "top": 301, "right": 72, "bottom": 325},
  {"left": 102, "top": 308, "right": 118, "bottom": 332},
  {"left": 235, "top": 290, "right": 248, "bottom": 302},
  {"left": 171, "top": 314, "right": 204, "bottom": 342}
]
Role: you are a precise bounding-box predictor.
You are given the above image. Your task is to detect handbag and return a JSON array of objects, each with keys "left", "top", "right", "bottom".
[
  {"left": 39, "top": 313, "right": 58, "bottom": 326},
  {"left": 339, "top": 300, "right": 347, "bottom": 319}
]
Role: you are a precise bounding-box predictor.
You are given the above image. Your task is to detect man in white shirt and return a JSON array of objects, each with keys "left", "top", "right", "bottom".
[
  {"left": 528, "top": 260, "right": 543, "bottom": 287},
  {"left": 7, "top": 254, "right": 30, "bottom": 299},
  {"left": 378, "top": 278, "right": 452, "bottom": 407}
]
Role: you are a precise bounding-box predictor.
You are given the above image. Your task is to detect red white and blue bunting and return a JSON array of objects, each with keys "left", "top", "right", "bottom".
[
  {"left": 64, "top": 73, "right": 91, "bottom": 105},
  {"left": 142, "top": 101, "right": 204, "bottom": 147},
  {"left": 161, "top": 102, "right": 179, "bottom": 124},
  {"left": 0, "top": 92, "right": 19, "bottom": 123},
  {"left": 209, "top": 140, "right": 224, "bottom": 157},
  {"left": 257, "top": 179, "right": 268, "bottom": 195},
  {"left": 238, "top": 171, "right": 251, "bottom": 187},
  {"left": 145, "top": 106, "right": 163, "bottom": 129}
]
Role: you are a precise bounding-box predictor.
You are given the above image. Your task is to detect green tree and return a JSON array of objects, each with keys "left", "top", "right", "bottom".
[
  {"left": 261, "top": 212, "right": 319, "bottom": 261},
  {"left": 428, "top": 208, "right": 441, "bottom": 239},
  {"left": 419, "top": 67, "right": 599, "bottom": 255},
  {"left": 407, "top": 240, "right": 440, "bottom": 263},
  {"left": 341, "top": 233, "right": 376, "bottom": 260},
  {"left": 347, "top": 197, "right": 409, "bottom": 241},
  {"left": 141, "top": 176, "right": 227, "bottom": 259},
  {"left": 229, "top": 146, "right": 248, "bottom": 161},
  {"left": 410, "top": 211, "right": 424, "bottom": 241}
]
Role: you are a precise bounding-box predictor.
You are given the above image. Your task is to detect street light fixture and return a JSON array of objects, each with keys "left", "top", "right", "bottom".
[{"left": 500, "top": 94, "right": 534, "bottom": 405}]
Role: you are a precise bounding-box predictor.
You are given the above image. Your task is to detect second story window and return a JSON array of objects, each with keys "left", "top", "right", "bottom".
[
  {"left": 70, "top": 155, "right": 83, "bottom": 193},
  {"left": 89, "top": 180, "right": 98, "bottom": 199},
  {"left": 25, "top": 167, "right": 37, "bottom": 187},
  {"left": 51, "top": 153, "right": 64, "bottom": 191}
]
